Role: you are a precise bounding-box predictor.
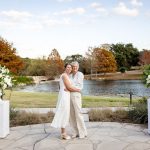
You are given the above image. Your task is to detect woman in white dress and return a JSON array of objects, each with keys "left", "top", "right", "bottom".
[{"left": 51, "top": 64, "right": 80, "bottom": 140}]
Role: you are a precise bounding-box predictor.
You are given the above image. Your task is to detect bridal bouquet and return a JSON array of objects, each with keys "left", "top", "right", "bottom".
[
  {"left": 143, "top": 65, "right": 150, "bottom": 88},
  {"left": 0, "top": 65, "right": 12, "bottom": 100}
]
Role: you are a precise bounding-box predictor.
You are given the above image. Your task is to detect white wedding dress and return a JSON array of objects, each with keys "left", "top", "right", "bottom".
[{"left": 51, "top": 74, "right": 70, "bottom": 128}]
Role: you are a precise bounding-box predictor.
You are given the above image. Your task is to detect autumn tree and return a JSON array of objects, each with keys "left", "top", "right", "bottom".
[
  {"left": 94, "top": 48, "right": 117, "bottom": 73},
  {"left": 0, "top": 36, "right": 23, "bottom": 74},
  {"left": 139, "top": 49, "right": 150, "bottom": 65},
  {"left": 47, "top": 48, "right": 64, "bottom": 78},
  {"left": 86, "top": 47, "right": 117, "bottom": 74},
  {"left": 110, "top": 43, "right": 139, "bottom": 70}
]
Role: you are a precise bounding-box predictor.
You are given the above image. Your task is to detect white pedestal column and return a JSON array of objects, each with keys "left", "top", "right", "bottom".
[
  {"left": 148, "top": 98, "right": 150, "bottom": 134},
  {"left": 0, "top": 100, "right": 10, "bottom": 138}
]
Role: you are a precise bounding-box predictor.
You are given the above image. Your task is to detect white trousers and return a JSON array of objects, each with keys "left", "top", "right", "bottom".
[{"left": 70, "top": 92, "right": 87, "bottom": 137}]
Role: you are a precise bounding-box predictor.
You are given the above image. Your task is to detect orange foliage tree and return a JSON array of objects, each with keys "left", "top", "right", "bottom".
[
  {"left": 0, "top": 37, "right": 23, "bottom": 74},
  {"left": 47, "top": 48, "right": 64, "bottom": 78},
  {"left": 86, "top": 47, "right": 117, "bottom": 73},
  {"left": 139, "top": 49, "right": 150, "bottom": 65}
]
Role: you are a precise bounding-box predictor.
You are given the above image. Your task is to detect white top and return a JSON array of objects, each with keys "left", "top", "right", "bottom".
[{"left": 70, "top": 71, "right": 84, "bottom": 90}]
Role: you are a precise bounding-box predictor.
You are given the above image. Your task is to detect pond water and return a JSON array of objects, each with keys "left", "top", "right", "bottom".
[{"left": 15, "top": 80, "right": 150, "bottom": 97}]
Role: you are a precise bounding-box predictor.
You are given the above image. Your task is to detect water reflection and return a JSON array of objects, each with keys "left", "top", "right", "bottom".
[{"left": 16, "top": 80, "right": 150, "bottom": 97}]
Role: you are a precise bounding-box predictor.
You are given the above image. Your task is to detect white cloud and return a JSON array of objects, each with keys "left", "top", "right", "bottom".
[
  {"left": 0, "top": 19, "right": 43, "bottom": 31},
  {"left": 145, "top": 11, "right": 150, "bottom": 17},
  {"left": 43, "top": 18, "right": 71, "bottom": 27},
  {"left": 90, "top": 2, "right": 108, "bottom": 15},
  {"left": 0, "top": 10, "right": 72, "bottom": 31},
  {"left": 54, "top": 7, "right": 85, "bottom": 15},
  {"left": 113, "top": 2, "right": 139, "bottom": 17},
  {"left": 130, "top": 0, "right": 143, "bottom": 7},
  {"left": 57, "top": 0, "right": 72, "bottom": 2},
  {"left": 0, "top": 10, "right": 32, "bottom": 22},
  {"left": 0, "top": 10, "right": 42, "bottom": 30},
  {"left": 0, "top": 20, "right": 16, "bottom": 28},
  {"left": 90, "top": 2, "right": 101, "bottom": 8}
]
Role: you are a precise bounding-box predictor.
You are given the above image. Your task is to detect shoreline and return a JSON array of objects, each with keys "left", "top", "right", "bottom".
[{"left": 84, "top": 70, "right": 142, "bottom": 80}]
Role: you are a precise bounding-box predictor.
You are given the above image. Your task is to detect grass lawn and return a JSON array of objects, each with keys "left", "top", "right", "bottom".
[{"left": 4, "top": 90, "right": 140, "bottom": 108}]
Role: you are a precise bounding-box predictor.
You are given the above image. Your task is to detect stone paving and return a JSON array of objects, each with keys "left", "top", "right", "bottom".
[{"left": 0, "top": 122, "right": 150, "bottom": 150}]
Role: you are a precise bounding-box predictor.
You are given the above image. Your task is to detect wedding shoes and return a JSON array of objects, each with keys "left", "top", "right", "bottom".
[
  {"left": 61, "top": 133, "right": 71, "bottom": 140},
  {"left": 71, "top": 134, "right": 79, "bottom": 138},
  {"left": 72, "top": 134, "right": 87, "bottom": 139}
]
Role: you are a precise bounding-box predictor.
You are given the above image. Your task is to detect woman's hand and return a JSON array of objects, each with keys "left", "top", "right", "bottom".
[
  {"left": 77, "top": 89, "right": 81, "bottom": 92},
  {"left": 64, "top": 88, "right": 69, "bottom": 92}
]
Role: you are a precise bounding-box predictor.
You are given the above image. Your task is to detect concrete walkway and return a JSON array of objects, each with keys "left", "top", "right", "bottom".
[{"left": 0, "top": 122, "right": 150, "bottom": 150}]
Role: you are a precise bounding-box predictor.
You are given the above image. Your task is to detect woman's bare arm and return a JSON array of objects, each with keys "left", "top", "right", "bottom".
[{"left": 62, "top": 74, "right": 80, "bottom": 92}]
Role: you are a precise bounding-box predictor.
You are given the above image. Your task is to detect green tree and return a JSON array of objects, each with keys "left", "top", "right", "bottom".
[
  {"left": 27, "top": 59, "right": 47, "bottom": 76},
  {"left": 19, "top": 58, "right": 31, "bottom": 75},
  {"left": 110, "top": 43, "right": 139, "bottom": 70},
  {"left": 0, "top": 36, "right": 23, "bottom": 74},
  {"left": 64, "top": 54, "right": 86, "bottom": 73}
]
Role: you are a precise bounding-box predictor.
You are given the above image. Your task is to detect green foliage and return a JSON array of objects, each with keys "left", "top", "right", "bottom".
[
  {"left": 119, "top": 67, "right": 127, "bottom": 73},
  {"left": 128, "top": 97, "right": 148, "bottom": 124},
  {"left": 19, "top": 58, "right": 48, "bottom": 76},
  {"left": 13, "top": 76, "right": 33, "bottom": 85},
  {"left": 10, "top": 107, "right": 19, "bottom": 120},
  {"left": 28, "top": 59, "right": 47, "bottom": 76},
  {"left": 64, "top": 54, "right": 86, "bottom": 73},
  {"left": 18, "top": 58, "right": 31, "bottom": 75},
  {"left": 111, "top": 43, "right": 139, "bottom": 70},
  {"left": 64, "top": 54, "right": 83, "bottom": 63}
]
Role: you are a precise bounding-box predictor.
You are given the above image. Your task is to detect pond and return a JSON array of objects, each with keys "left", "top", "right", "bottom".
[{"left": 15, "top": 80, "right": 150, "bottom": 97}]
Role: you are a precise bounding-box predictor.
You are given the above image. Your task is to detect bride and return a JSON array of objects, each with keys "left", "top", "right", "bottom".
[{"left": 51, "top": 63, "right": 80, "bottom": 140}]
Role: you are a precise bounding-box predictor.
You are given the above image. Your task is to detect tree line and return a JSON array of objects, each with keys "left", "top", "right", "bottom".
[{"left": 0, "top": 36, "right": 150, "bottom": 79}]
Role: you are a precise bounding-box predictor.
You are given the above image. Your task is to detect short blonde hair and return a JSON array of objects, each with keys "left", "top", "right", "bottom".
[{"left": 71, "top": 61, "right": 79, "bottom": 68}]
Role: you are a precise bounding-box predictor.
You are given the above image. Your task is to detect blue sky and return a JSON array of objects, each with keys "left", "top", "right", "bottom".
[{"left": 0, "top": 0, "right": 150, "bottom": 59}]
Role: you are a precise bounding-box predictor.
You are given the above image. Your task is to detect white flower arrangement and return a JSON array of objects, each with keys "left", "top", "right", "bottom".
[
  {"left": 0, "top": 65, "right": 12, "bottom": 100},
  {"left": 143, "top": 65, "right": 150, "bottom": 88},
  {"left": 146, "top": 75, "right": 150, "bottom": 87}
]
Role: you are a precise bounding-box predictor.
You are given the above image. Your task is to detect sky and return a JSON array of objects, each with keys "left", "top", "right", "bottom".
[{"left": 0, "top": 0, "right": 150, "bottom": 59}]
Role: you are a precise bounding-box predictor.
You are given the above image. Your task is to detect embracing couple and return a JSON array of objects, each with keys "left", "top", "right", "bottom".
[{"left": 51, "top": 61, "right": 87, "bottom": 140}]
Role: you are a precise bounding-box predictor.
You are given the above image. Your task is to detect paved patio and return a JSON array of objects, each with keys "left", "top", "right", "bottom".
[{"left": 0, "top": 122, "right": 150, "bottom": 150}]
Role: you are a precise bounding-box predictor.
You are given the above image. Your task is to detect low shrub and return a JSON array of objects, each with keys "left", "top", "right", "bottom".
[
  {"left": 10, "top": 109, "right": 54, "bottom": 127},
  {"left": 10, "top": 107, "right": 19, "bottom": 120},
  {"left": 128, "top": 97, "right": 148, "bottom": 124},
  {"left": 13, "top": 76, "right": 33, "bottom": 86},
  {"left": 119, "top": 67, "right": 127, "bottom": 73},
  {"left": 89, "top": 109, "right": 130, "bottom": 123}
]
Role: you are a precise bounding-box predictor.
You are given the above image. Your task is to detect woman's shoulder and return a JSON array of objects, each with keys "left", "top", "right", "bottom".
[{"left": 61, "top": 73, "right": 68, "bottom": 79}]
